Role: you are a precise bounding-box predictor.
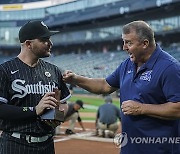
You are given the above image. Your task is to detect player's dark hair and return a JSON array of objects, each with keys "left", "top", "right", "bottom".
[{"left": 122, "top": 20, "right": 155, "bottom": 45}]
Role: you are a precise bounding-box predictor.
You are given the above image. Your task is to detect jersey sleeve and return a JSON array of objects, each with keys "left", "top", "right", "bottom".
[
  {"left": 0, "top": 65, "right": 37, "bottom": 120},
  {"left": 105, "top": 64, "right": 121, "bottom": 88},
  {"left": 161, "top": 63, "right": 180, "bottom": 102},
  {"left": 57, "top": 69, "right": 71, "bottom": 103},
  {"left": 0, "top": 65, "right": 9, "bottom": 104},
  {"left": 0, "top": 104, "right": 37, "bottom": 120}
]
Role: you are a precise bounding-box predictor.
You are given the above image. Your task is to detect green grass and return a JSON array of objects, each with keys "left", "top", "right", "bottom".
[
  {"left": 80, "top": 108, "right": 97, "bottom": 112},
  {"left": 68, "top": 95, "right": 120, "bottom": 121},
  {"left": 81, "top": 117, "right": 96, "bottom": 121},
  {"left": 69, "top": 95, "right": 120, "bottom": 113}
]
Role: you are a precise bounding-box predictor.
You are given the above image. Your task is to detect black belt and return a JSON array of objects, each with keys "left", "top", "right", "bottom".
[
  {"left": 101, "top": 122, "right": 112, "bottom": 128},
  {"left": 3, "top": 132, "right": 52, "bottom": 143}
]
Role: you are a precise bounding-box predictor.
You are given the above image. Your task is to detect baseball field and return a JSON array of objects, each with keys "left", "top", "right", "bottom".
[
  {"left": 0, "top": 94, "right": 121, "bottom": 154},
  {"left": 54, "top": 121, "right": 121, "bottom": 154},
  {"left": 54, "top": 94, "right": 121, "bottom": 154},
  {"left": 69, "top": 94, "right": 120, "bottom": 119}
]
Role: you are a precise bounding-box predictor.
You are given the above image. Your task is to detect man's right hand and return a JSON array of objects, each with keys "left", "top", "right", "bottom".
[
  {"left": 35, "top": 92, "right": 58, "bottom": 116},
  {"left": 63, "top": 70, "right": 76, "bottom": 84}
]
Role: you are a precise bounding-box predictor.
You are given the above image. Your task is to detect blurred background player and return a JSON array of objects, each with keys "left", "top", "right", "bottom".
[
  {"left": 65, "top": 100, "right": 85, "bottom": 134},
  {"left": 95, "top": 95, "right": 121, "bottom": 138},
  {"left": 56, "top": 100, "right": 85, "bottom": 135}
]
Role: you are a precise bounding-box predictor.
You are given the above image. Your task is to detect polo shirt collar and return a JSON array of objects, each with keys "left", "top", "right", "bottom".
[
  {"left": 132, "top": 43, "right": 162, "bottom": 71},
  {"left": 144, "top": 43, "right": 162, "bottom": 70}
]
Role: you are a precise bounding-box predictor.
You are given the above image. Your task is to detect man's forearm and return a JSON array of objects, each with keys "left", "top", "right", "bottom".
[
  {"left": 142, "top": 102, "right": 180, "bottom": 119},
  {"left": 73, "top": 75, "right": 112, "bottom": 94},
  {"left": 0, "top": 103, "right": 37, "bottom": 120},
  {"left": 122, "top": 100, "right": 180, "bottom": 120},
  {"left": 147, "top": 115, "right": 173, "bottom": 120}
]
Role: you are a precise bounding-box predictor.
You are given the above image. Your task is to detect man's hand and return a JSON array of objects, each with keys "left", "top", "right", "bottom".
[
  {"left": 121, "top": 100, "right": 143, "bottom": 115},
  {"left": 63, "top": 70, "right": 77, "bottom": 84},
  {"left": 35, "top": 92, "right": 57, "bottom": 116},
  {"left": 37, "top": 89, "right": 67, "bottom": 128}
]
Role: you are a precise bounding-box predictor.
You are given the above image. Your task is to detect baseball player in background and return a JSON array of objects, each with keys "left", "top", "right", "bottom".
[
  {"left": 95, "top": 95, "right": 121, "bottom": 138},
  {"left": 0, "top": 20, "right": 71, "bottom": 154}
]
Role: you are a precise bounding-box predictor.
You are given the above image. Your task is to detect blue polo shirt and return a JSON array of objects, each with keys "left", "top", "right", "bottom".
[{"left": 106, "top": 44, "right": 180, "bottom": 154}]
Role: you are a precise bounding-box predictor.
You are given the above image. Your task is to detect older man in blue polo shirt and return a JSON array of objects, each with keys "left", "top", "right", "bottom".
[{"left": 63, "top": 20, "right": 180, "bottom": 154}]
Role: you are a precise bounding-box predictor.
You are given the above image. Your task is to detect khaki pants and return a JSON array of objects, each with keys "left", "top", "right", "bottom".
[
  {"left": 97, "top": 120, "right": 118, "bottom": 137},
  {"left": 65, "top": 112, "right": 78, "bottom": 131}
]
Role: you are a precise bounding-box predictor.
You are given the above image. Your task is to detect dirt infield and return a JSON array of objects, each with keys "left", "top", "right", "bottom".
[
  {"left": 55, "top": 139, "right": 120, "bottom": 154},
  {"left": 79, "top": 112, "right": 96, "bottom": 118},
  {"left": 54, "top": 121, "right": 121, "bottom": 154}
]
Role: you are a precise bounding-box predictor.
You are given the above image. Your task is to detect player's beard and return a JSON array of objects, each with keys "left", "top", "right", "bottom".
[{"left": 36, "top": 48, "right": 51, "bottom": 58}]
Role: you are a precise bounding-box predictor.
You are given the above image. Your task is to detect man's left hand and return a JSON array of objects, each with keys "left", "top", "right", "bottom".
[{"left": 121, "top": 100, "right": 143, "bottom": 115}]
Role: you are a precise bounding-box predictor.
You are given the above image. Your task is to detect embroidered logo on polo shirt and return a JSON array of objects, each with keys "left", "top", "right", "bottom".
[{"left": 140, "top": 70, "right": 152, "bottom": 81}]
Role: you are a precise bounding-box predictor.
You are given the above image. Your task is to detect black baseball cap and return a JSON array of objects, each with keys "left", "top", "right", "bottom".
[
  {"left": 76, "top": 100, "right": 84, "bottom": 109},
  {"left": 19, "top": 20, "right": 59, "bottom": 43}
]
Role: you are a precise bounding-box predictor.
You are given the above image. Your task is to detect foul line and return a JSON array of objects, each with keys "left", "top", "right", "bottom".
[
  {"left": 54, "top": 136, "right": 71, "bottom": 142},
  {"left": 54, "top": 131, "right": 113, "bottom": 143}
]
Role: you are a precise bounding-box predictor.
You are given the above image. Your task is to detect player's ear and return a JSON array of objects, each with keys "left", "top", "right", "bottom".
[{"left": 24, "top": 40, "right": 33, "bottom": 48}]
